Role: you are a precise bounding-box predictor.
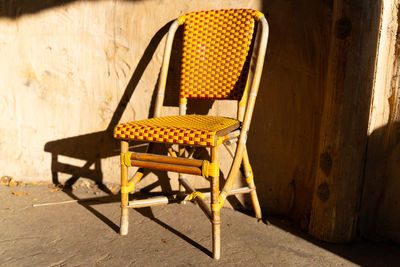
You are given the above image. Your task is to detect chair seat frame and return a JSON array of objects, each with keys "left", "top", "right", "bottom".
[{"left": 118, "top": 10, "right": 269, "bottom": 260}]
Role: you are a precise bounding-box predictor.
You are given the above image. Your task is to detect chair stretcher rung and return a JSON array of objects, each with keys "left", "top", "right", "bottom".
[
  {"left": 131, "top": 160, "right": 202, "bottom": 176},
  {"left": 221, "top": 129, "right": 241, "bottom": 143},
  {"left": 126, "top": 187, "right": 254, "bottom": 209},
  {"left": 228, "top": 186, "right": 255, "bottom": 195},
  {"left": 128, "top": 196, "right": 172, "bottom": 208},
  {"left": 130, "top": 152, "right": 203, "bottom": 167},
  {"left": 180, "top": 178, "right": 212, "bottom": 220}
]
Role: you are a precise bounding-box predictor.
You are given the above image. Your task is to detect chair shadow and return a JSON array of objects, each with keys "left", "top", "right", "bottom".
[
  {"left": 0, "top": 0, "right": 147, "bottom": 19},
  {"left": 45, "top": 130, "right": 119, "bottom": 191},
  {"left": 61, "top": 188, "right": 122, "bottom": 233},
  {"left": 44, "top": 21, "right": 174, "bottom": 230},
  {"left": 135, "top": 206, "right": 213, "bottom": 257},
  {"left": 43, "top": 20, "right": 218, "bottom": 257}
]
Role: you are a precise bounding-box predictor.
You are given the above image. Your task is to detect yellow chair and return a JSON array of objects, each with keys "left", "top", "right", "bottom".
[{"left": 114, "top": 8, "right": 269, "bottom": 259}]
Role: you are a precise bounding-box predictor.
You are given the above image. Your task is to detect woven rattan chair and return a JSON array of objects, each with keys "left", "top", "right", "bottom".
[{"left": 114, "top": 9, "right": 269, "bottom": 259}]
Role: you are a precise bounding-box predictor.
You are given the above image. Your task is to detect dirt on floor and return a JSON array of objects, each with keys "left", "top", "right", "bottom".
[{"left": 0, "top": 180, "right": 399, "bottom": 267}]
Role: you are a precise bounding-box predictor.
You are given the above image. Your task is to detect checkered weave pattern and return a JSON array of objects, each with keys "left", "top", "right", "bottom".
[
  {"left": 114, "top": 115, "right": 240, "bottom": 147},
  {"left": 179, "top": 9, "right": 260, "bottom": 102}
]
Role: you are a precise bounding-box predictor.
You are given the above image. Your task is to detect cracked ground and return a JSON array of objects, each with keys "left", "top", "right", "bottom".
[{"left": 1, "top": 183, "right": 399, "bottom": 266}]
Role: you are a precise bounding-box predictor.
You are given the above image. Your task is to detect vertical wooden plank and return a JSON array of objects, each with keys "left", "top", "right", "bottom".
[
  {"left": 257, "top": 0, "right": 332, "bottom": 226},
  {"left": 309, "top": 0, "right": 382, "bottom": 242},
  {"left": 360, "top": 0, "right": 400, "bottom": 242}
]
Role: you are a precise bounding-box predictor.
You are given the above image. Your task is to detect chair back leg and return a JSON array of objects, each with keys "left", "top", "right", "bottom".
[
  {"left": 242, "top": 147, "right": 262, "bottom": 219},
  {"left": 166, "top": 145, "right": 188, "bottom": 203}
]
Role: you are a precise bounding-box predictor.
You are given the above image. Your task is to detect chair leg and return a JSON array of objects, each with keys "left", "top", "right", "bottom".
[
  {"left": 120, "top": 140, "right": 129, "bottom": 235},
  {"left": 242, "top": 147, "right": 262, "bottom": 219},
  {"left": 210, "top": 146, "right": 220, "bottom": 260},
  {"left": 178, "top": 146, "right": 186, "bottom": 203},
  {"left": 166, "top": 144, "right": 187, "bottom": 203}
]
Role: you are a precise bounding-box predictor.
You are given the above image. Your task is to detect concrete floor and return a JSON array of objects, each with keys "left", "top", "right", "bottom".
[{"left": 1, "top": 183, "right": 399, "bottom": 266}]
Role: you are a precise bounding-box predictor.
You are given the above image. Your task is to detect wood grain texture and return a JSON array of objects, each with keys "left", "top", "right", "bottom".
[
  {"left": 252, "top": 0, "right": 331, "bottom": 226},
  {"left": 309, "top": 0, "right": 382, "bottom": 242}
]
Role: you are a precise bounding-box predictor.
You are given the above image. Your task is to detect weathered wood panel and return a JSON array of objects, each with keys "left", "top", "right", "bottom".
[
  {"left": 309, "top": 0, "right": 382, "bottom": 242},
  {"left": 253, "top": 1, "right": 331, "bottom": 225}
]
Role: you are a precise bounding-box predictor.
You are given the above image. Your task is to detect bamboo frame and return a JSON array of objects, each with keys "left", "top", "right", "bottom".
[
  {"left": 180, "top": 177, "right": 212, "bottom": 220},
  {"left": 128, "top": 152, "right": 203, "bottom": 167},
  {"left": 221, "top": 129, "right": 241, "bottom": 144},
  {"left": 154, "top": 20, "right": 181, "bottom": 118},
  {"left": 178, "top": 146, "right": 187, "bottom": 202},
  {"left": 127, "top": 185, "right": 254, "bottom": 209},
  {"left": 120, "top": 141, "right": 129, "bottom": 235},
  {"left": 165, "top": 145, "right": 187, "bottom": 202},
  {"left": 242, "top": 147, "right": 262, "bottom": 219},
  {"left": 131, "top": 160, "right": 202, "bottom": 176},
  {"left": 218, "top": 16, "right": 269, "bottom": 207},
  {"left": 123, "top": 169, "right": 144, "bottom": 194},
  {"left": 117, "top": 13, "right": 269, "bottom": 260},
  {"left": 210, "top": 146, "right": 220, "bottom": 259}
]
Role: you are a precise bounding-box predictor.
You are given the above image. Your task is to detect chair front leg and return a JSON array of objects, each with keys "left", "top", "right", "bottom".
[
  {"left": 120, "top": 140, "right": 129, "bottom": 235},
  {"left": 210, "top": 146, "right": 220, "bottom": 260}
]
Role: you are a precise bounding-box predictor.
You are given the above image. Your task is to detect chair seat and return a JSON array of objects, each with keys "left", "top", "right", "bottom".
[{"left": 114, "top": 115, "right": 240, "bottom": 147}]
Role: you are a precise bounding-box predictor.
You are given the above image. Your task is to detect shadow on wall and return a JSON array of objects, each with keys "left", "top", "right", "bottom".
[
  {"left": 42, "top": 20, "right": 192, "bottom": 239},
  {"left": 0, "top": 0, "right": 148, "bottom": 18},
  {"left": 0, "top": 0, "right": 78, "bottom": 18},
  {"left": 40, "top": 19, "right": 194, "bottom": 243},
  {"left": 44, "top": 21, "right": 174, "bottom": 191},
  {"left": 43, "top": 20, "right": 216, "bottom": 191},
  {"left": 41, "top": 15, "right": 221, "bottom": 239},
  {"left": 361, "top": 121, "right": 400, "bottom": 244}
]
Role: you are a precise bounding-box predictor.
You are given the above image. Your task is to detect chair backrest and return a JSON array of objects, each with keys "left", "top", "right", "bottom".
[{"left": 177, "top": 9, "right": 263, "bottom": 104}]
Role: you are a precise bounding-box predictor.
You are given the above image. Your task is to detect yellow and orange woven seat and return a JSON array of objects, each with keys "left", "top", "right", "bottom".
[{"left": 114, "top": 115, "right": 240, "bottom": 147}]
